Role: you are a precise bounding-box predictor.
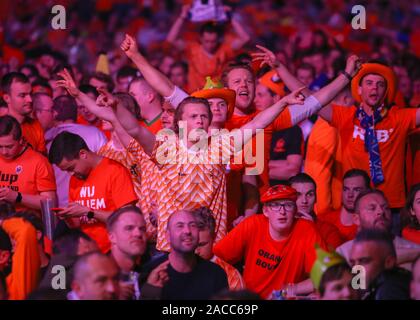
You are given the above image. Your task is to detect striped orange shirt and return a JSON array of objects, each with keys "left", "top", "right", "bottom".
[{"left": 213, "top": 256, "right": 245, "bottom": 291}]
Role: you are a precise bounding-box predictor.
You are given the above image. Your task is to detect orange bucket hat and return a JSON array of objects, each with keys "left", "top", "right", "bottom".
[
  {"left": 192, "top": 76, "right": 236, "bottom": 120},
  {"left": 351, "top": 63, "right": 397, "bottom": 106},
  {"left": 258, "top": 69, "right": 286, "bottom": 97}
]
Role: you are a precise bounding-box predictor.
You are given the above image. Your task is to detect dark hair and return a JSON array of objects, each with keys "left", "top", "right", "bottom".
[
  {"left": 0, "top": 115, "right": 22, "bottom": 140},
  {"left": 0, "top": 201, "right": 15, "bottom": 218},
  {"left": 1, "top": 72, "right": 30, "bottom": 94},
  {"left": 53, "top": 229, "right": 94, "bottom": 256},
  {"left": 53, "top": 95, "right": 78, "bottom": 122},
  {"left": 0, "top": 97, "right": 6, "bottom": 109},
  {"left": 170, "top": 61, "right": 188, "bottom": 74},
  {"left": 343, "top": 169, "right": 371, "bottom": 189},
  {"left": 79, "top": 84, "right": 99, "bottom": 99},
  {"left": 289, "top": 173, "right": 317, "bottom": 189},
  {"left": 31, "top": 78, "right": 53, "bottom": 95},
  {"left": 117, "top": 66, "right": 138, "bottom": 80},
  {"left": 0, "top": 227, "right": 11, "bottom": 251},
  {"left": 114, "top": 92, "right": 141, "bottom": 120},
  {"left": 107, "top": 205, "right": 143, "bottom": 231},
  {"left": 319, "top": 262, "right": 352, "bottom": 296},
  {"left": 192, "top": 207, "right": 216, "bottom": 237},
  {"left": 19, "top": 64, "right": 39, "bottom": 79},
  {"left": 401, "top": 183, "right": 420, "bottom": 230},
  {"left": 12, "top": 211, "right": 44, "bottom": 239},
  {"left": 353, "top": 228, "right": 396, "bottom": 258},
  {"left": 48, "top": 131, "right": 90, "bottom": 165},
  {"left": 199, "top": 21, "right": 223, "bottom": 37},
  {"left": 354, "top": 189, "right": 386, "bottom": 214},
  {"left": 221, "top": 61, "right": 255, "bottom": 87},
  {"left": 297, "top": 63, "right": 316, "bottom": 78},
  {"left": 174, "top": 97, "right": 212, "bottom": 133},
  {"left": 89, "top": 72, "right": 115, "bottom": 93}
]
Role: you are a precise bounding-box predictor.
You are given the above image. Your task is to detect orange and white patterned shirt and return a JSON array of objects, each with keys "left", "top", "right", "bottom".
[
  {"left": 153, "top": 130, "right": 234, "bottom": 252},
  {"left": 125, "top": 139, "right": 160, "bottom": 240},
  {"left": 213, "top": 256, "right": 245, "bottom": 291}
]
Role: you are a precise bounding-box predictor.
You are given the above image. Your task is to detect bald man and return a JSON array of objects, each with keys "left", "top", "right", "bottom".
[
  {"left": 68, "top": 252, "right": 120, "bottom": 300},
  {"left": 142, "top": 209, "right": 228, "bottom": 300},
  {"left": 128, "top": 77, "right": 164, "bottom": 134}
]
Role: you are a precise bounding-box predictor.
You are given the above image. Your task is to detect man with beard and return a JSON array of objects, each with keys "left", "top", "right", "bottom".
[
  {"left": 68, "top": 252, "right": 120, "bottom": 300},
  {"left": 142, "top": 209, "right": 228, "bottom": 300},
  {"left": 337, "top": 189, "right": 420, "bottom": 269},
  {"left": 48, "top": 132, "right": 138, "bottom": 253},
  {"left": 107, "top": 205, "right": 148, "bottom": 300},
  {"left": 1, "top": 72, "right": 46, "bottom": 153},
  {"left": 319, "top": 169, "right": 371, "bottom": 242}
]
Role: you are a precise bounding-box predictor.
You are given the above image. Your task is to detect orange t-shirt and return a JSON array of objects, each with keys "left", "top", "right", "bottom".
[
  {"left": 68, "top": 157, "right": 138, "bottom": 252},
  {"left": 314, "top": 219, "right": 346, "bottom": 249},
  {"left": 3, "top": 218, "right": 40, "bottom": 300},
  {"left": 225, "top": 108, "right": 293, "bottom": 196},
  {"left": 213, "top": 215, "right": 325, "bottom": 299},
  {"left": 305, "top": 118, "right": 343, "bottom": 214},
  {"left": 0, "top": 147, "right": 56, "bottom": 212},
  {"left": 21, "top": 118, "right": 46, "bottom": 153},
  {"left": 185, "top": 41, "right": 235, "bottom": 91},
  {"left": 331, "top": 105, "right": 417, "bottom": 208},
  {"left": 402, "top": 226, "right": 420, "bottom": 245},
  {"left": 76, "top": 116, "right": 111, "bottom": 140},
  {"left": 138, "top": 114, "right": 163, "bottom": 135},
  {"left": 318, "top": 209, "right": 358, "bottom": 242}
]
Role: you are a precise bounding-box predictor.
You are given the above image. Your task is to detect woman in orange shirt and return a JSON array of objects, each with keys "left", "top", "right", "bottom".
[{"left": 402, "top": 183, "right": 420, "bottom": 244}]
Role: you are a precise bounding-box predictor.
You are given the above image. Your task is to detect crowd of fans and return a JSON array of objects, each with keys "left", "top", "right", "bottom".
[{"left": 0, "top": 0, "right": 419, "bottom": 300}]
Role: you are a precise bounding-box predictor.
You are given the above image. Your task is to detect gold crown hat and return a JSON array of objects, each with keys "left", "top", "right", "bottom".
[
  {"left": 95, "top": 53, "right": 110, "bottom": 75},
  {"left": 192, "top": 76, "right": 236, "bottom": 120},
  {"left": 310, "top": 245, "right": 347, "bottom": 290}
]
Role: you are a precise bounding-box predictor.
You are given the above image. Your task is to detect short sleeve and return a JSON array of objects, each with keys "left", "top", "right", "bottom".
[
  {"left": 110, "top": 164, "right": 138, "bottom": 208},
  {"left": 35, "top": 156, "right": 57, "bottom": 192}
]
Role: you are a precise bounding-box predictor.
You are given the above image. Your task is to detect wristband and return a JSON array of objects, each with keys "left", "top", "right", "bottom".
[
  {"left": 341, "top": 70, "right": 353, "bottom": 81},
  {"left": 87, "top": 211, "right": 95, "bottom": 220}
]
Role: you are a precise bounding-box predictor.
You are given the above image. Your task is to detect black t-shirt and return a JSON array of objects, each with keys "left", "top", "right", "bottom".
[
  {"left": 270, "top": 125, "right": 303, "bottom": 160},
  {"left": 365, "top": 267, "right": 412, "bottom": 300},
  {"left": 141, "top": 254, "right": 228, "bottom": 300},
  {"left": 269, "top": 126, "right": 303, "bottom": 186}
]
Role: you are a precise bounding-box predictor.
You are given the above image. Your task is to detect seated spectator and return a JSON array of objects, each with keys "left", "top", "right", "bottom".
[
  {"left": 319, "top": 169, "right": 370, "bottom": 242},
  {"left": 310, "top": 246, "right": 359, "bottom": 300},
  {"left": 336, "top": 189, "right": 420, "bottom": 270},
  {"left": 401, "top": 183, "right": 420, "bottom": 244},
  {"left": 214, "top": 184, "right": 326, "bottom": 299},
  {"left": 349, "top": 229, "right": 412, "bottom": 300},
  {"left": 68, "top": 252, "right": 119, "bottom": 300},
  {"left": 290, "top": 173, "right": 345, "bottom": 248},
  {"left": 193, "top": 207, "right": 245, "bottom": 290},
  {"left": 0, "top": 216, "right": 40, "bottom": 300},
  {"left": 142, "top": 209, "right": 228, "bottom": 300}
]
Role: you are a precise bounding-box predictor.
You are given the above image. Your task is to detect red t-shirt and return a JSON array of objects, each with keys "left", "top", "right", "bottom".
[
  {"left": 331, "top": 105, "right": 417, "bottom": 208},
  {"left": 213, "top": 215, "right": 325, "bottom": 299},
  {"left": 318, "top": 209, "right": 358, "bottom": 242},
  {"left": 402, "top": 226, "right": 420, "bottom": 245},
  {"left": 68, "top": 157, "right": 138, "bottom": 252},
  {"left": 225, "top": 108, "right": 292, "bottom": 195}
]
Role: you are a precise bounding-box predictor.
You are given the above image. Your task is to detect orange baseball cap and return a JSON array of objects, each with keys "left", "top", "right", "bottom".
[{"left": 261, "top": 184, "right": 298, "bottom": 203}]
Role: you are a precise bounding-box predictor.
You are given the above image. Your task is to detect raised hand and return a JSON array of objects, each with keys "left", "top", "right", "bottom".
[
  {"left": 56, "top": 68, "right": 79, "bottom": 97},
  {"left": 120, "top": 34, "right": 139, "bottom": 59},
  {"left": 96, "top": 87, "right": 118, "bottom": 109},
  {"left": 251, "top": 45, "right": 280, "bottom": 69},
  {"left": 282, "top": 86, "right": 306, "bottom": 105},
  {"left": 345, "top": 55, "right": 362, "bottom": 78}
]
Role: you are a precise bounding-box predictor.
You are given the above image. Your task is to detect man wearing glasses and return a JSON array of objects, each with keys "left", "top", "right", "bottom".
[{"left": 213, "top": 184, "right": 326, "bottom": 299}]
